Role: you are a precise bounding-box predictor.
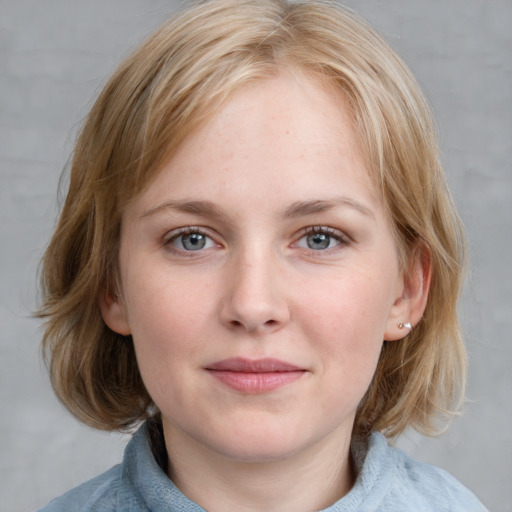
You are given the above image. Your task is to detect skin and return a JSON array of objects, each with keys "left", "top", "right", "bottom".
[{"left": 101, "top": 73, "right": 429, "bottom": 511}]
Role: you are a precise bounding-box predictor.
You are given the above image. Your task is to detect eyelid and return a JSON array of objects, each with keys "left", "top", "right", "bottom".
[
  {"left": 162, "top": 224, "right": 350, "bottom": 256},
  {"left": 163, "top": 226, "right": 209, "bottom": 241},
  {"left": 293, "top": 225, "right": 351, "bottom": 251},
  {"left": 163, "top": 226, "right": 221, "bottom": 254},
  {"left": 302, "top": 225, "right": 350, "bottom": 242}
]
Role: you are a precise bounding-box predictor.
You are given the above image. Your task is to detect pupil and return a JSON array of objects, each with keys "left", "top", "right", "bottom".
[
  {"left": 307, "top": 233, "right": 330, "bottom": 250},
  {"left": 183, "top": 233, "right": 205, "bottom": 250}
]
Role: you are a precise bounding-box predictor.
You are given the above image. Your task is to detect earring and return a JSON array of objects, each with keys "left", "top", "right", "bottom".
[{"left": 397, "top": 322, "right": 412, "bottom": 330}]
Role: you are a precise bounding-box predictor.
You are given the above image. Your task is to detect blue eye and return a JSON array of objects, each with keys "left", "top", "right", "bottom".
[
  {"left": 168, "top": 230, "right": 216, "bottom": 251},
  {"left": 306, "top": 232, "right": 334, "bottom": 250},
  {"left": 295, "top": 227, "right": 345, "bottom": 251}
]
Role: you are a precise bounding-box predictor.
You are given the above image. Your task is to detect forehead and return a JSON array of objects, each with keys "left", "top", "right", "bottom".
[
  {"left": 202, "top": 73, "right": 358, "bottom": 158},
  {"left": 126, "top": 73, "right": 382, "bottom": 221}
]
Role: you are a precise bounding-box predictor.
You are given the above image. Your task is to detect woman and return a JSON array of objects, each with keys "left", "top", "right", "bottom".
[{"left": 37, "top": 0, "right": 486, "bottom": 510}]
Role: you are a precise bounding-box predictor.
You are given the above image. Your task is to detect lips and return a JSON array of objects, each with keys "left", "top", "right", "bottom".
[{"left": 205, "top": 357, "right": 306, "bottom": 393}]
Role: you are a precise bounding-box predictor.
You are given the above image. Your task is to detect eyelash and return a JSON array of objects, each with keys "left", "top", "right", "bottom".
[
  {"left": 297, "top": 225, "right": 350, "bottom": 251},
  {"left": 163, "top": 225, "right": 350, "bottom": 256},
  {"left": 164, "top": 227, "right": 217, "bottom": 256}
]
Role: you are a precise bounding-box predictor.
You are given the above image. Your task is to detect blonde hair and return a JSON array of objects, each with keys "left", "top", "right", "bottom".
[{"left": 38, "top": 0, "right": 467, "bottom": 436}]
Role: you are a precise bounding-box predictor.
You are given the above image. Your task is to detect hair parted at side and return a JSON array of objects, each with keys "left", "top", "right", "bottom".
[{"left": 38, "top": 0, "right": 467, "bottom": 436}]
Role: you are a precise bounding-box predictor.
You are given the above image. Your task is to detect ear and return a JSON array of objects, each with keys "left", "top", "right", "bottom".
[
  {"left": 98, "top": 285, "right": 131, "bottom": 336},
  {"left": 384, "top": 242, "right": 432, "bottom": 341}
]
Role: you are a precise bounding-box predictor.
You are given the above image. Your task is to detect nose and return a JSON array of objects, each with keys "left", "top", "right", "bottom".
[{"left": 219, "top": 251, "right": 290, "bottom": 334}]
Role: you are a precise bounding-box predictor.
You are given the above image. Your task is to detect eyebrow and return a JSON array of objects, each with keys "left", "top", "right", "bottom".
[
  {"left": 280, "top": 197, "right": 375, "bottom": 220},
  {"left": 141, "top": 200, "right": 230, "bottom": 222},
  {"left": 141, "top": 196, "right": 375, "bottom": 221}
]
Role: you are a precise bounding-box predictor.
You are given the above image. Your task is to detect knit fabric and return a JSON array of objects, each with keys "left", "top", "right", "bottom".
[{"left": 38, "top": 422, "right": 487, "bottom": 511}]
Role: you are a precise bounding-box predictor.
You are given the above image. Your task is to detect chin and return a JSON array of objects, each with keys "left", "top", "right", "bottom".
[
  {"left": 203, "top": 422, "right": 321, "bottom": 463},
  {"left": 215, "top": 440, "right": 303, "bottom": 463}
]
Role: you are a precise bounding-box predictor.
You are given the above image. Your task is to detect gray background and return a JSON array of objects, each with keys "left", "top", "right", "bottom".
[{"left": 1, "top": 1, "right": 510, "bottom": 511}]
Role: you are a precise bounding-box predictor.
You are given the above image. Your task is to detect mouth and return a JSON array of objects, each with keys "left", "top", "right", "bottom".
[{"left": 205, "top": 357, "right": 306, "bottom": 393}]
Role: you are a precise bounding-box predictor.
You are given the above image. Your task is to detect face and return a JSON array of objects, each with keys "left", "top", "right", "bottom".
[{"left": 102, "top": 74, "right": 413, "bottom": 464}]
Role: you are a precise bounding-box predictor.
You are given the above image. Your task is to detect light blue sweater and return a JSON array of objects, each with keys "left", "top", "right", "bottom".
[{"left": 38, "top": 422, "right": 487, "bottom": 511}]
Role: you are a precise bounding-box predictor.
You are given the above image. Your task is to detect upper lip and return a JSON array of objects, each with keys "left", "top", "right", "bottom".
[{"left": 206, "top": 357, "right": 302, "bottom": 372}]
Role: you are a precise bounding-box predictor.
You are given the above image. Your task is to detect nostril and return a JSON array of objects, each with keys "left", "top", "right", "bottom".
[{"left": 228, "top": 318, "right": 279, "bottom": 331}]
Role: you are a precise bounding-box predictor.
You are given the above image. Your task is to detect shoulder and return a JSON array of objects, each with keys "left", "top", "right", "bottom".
[
  {"left": 326, "top": 433, "right": 488, "bottom": 512},
  {"left": 36, "top": 465, "right": 123, "bottom": 512},
  {"left": 377, "top": 434, "right": 488, "bottom": 511},
  {"left": 35, "top": 420, "right": 176, "bottom": 512}
]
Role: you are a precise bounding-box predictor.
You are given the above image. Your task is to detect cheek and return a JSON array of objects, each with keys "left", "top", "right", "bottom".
[
  {"left": 123, "top": 252, "right": 210, "bottom": 330},
  {"left": 295, "top": 269, "right": 394, "bottom": 389},
  {"left": 299, "top": 270, "right": 394, "bottom": 343},
  {"left": 124, "top": 289, "right": 205, "bottom": 409},
  {"left": 121, "top": 271, "right": 205, "bottom": 369}
]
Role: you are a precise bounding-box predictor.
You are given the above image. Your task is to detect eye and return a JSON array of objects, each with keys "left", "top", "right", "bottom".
[
  {"left": 166, "top": 228, "right": 217, "bottom": 252},
  {"left": 295, "top": 226, "right": 347, "bottom": 251}
]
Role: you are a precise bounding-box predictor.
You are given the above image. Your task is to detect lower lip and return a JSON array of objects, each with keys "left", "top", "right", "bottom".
[{"left": 207, "top": 370, "right": 305, "bottom": 393}]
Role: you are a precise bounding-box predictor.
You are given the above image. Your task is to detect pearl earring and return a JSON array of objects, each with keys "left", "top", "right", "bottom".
[{"left": 397, "top": 322, "right": 412, "bottom": 330}]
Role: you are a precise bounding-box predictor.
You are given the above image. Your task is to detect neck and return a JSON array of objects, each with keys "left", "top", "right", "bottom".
[{"left": 163, "top": 426, "right": 355, "bottom": 512}]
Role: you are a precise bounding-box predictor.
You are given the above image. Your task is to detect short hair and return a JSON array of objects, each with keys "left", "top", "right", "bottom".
[{"left": 38, "top": 0, "right": 467, "bottom": 437}]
